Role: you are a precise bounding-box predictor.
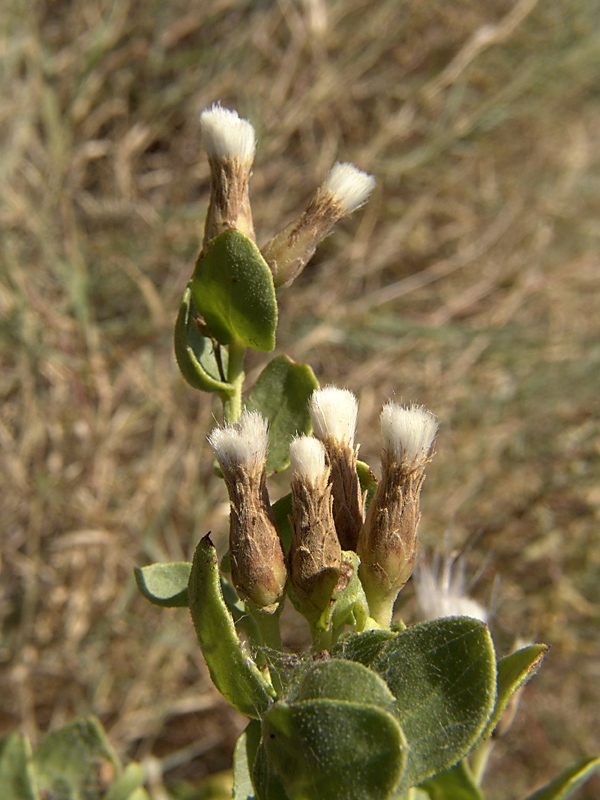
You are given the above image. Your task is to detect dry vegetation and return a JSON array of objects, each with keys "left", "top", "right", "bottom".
[{"left": 1, "top": 0, "right": 599, "bottom": 797}]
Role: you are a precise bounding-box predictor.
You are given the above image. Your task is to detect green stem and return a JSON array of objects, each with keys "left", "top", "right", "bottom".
[
  {"left": 223, "top": 338, "right": 246, "bottom": 424},
  {"left": 251, "top": 603, "right": 283, "bottom": 651},
  {"left": 311, "top": 625, "right": 333, "bottom": 652}
]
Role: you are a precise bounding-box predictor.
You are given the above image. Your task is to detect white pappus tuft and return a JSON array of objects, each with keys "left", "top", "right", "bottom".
[
  {"left": 309, "top": 386, "right": 359, "bottom": 445},
  {"left": 289, "top": 436, "right": 328, "bottom": 484},
  {"left": 414, "top": 549, "right": 490, "bottom": 624},
  {"left": 208, "top": 410, "right": 268, "bottom": 472},
  {"left": 324, "top": 162, "right": 376, "bottom": 214},
  {"left": 200, "top": 104, "right": 256, "bottom": 162},
  {"left": 380, "top": 402, "right": 438, "bottom": 467}
]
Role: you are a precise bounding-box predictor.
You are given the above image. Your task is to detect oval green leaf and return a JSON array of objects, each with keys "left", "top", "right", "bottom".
[
  {"left": 292, "top": 658, "right": 396, "bottom": 709},
  {"left": 192, "top": 230, "right": 277, "bottom": 352},
  {"left": 245, "top": 355, "right": 319, "bottom": 473},
  {"left": 174, "top": 283, "right": 235, "bottom": 395},
  {"left": 31, "top": 717, "right": 121, "bottom": 800},
  {"left": 339, "top": 617, "right": 497, "bottom": 792},
  {"left": 261, "top": 698, "right": 406, "bottom": 800},
  {"left": 134, "top": 562, "right": 191, "bottom": 607}
]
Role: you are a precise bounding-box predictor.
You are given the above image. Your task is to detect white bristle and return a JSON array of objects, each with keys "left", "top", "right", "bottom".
[
  {"left": 309, "top": 386, "right": 359, "bottom": 445},
  {"left": 200, "top": 104, "right": 256, "bottom": 161},
  {"left": 208, "top": 410, "right": 268, "bottom": 471},
  {"left": 380, "top": 403, "right": 438, "bottom": 465},
  {"left": 323, "top": 162, "right": 375, "bottom": 214},
  {"left": 289, "top": 436, "right": 328, "bottom": 484},
  {"left": 414, "top": 552, "right": 489, "bottom": 623}
]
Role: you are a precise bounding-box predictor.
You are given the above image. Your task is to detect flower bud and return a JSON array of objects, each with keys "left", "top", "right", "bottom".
[
  {"left": 288, "top": 436, "right": 342, "bottom": 624},
  {"left": 200, "top": 105, "right": 257, "bottom": 247},
  {"left": 357, "top": 403, "right": 438, "bottom": 625},
  {"left": 309, "top": 387, "right": 364, "bottom": 551},
  {"left": 208, "top": 411, "right": 287, "bottom": 611},
  {"left": 261, "top": 162, "right": 375, "bottom": 288}
]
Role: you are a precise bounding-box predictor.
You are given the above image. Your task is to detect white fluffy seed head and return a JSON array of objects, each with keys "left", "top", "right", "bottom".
[
  {"left": 289, "top": 436, "right": 328, "bottom": 484},
  {"left": 208, "top": 410, "right": 268, "bottom": 472},
  {"left": 309, "top": 386, "right": 359, "bottom": 445},
  {"left": 414, "top": 553, "right": 489, "bottom": 623},
  {"left": 380, "top": 403, "right": 438, "bottom": 466},
  {"left": 323, "top": 162, "right": 376, "bottom": 214},
  {"left": 200, "top": 104, "right": 256, "bottom": 162}
]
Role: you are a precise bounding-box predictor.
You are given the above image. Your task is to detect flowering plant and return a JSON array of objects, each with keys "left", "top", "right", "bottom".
[
  {"left": 5, "top": 105, "right": 594, "bottom": 800},
  {"left": 132, "top": 106, "right": 599, "bottom": 800}
]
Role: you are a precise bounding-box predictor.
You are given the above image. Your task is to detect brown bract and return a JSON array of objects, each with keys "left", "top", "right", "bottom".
[
  {"left": 222, "top": 460, "right": 287, "bottom": 611},
  {"left": 203, "top": 156, "right": 255, "bottom": 248},
  {"left": 289, "top": 468, "right": 342, "bottom": 623}
]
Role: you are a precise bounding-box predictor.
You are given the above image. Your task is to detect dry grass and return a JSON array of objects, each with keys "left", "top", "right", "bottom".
[{"left": 1, "top": 0, "right": 599, "bottom": 797}]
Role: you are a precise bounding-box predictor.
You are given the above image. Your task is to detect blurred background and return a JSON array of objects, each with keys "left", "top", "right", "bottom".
[{"left": 1, "top": 0, "right": 599, "bottom": 797}]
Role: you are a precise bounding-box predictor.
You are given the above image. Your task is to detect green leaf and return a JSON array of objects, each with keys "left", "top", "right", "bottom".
[
  {"left": 357, "top": 460, "right": 378, "bottom": 511},
  {"left": 174, "top": 283, "right": 234, "bottom": 395},
  {"left": 233, "top": 720, "right": 261, "bottom": 800},
  {"left": 0, "top": 732, "right": 39, "bottom": 800},
  {"left": 105, "top": 762, "right": 145, "bottom": 800},
  {"left": 245, "top": 355, "right": 319, "bottom": 473},
  {"left": 483, "top": 643, "right": 547, "bottom": 738},
  {"left": 32, "top": 717, "right": 121, "bottom": 800},
  {"left": 331, "top": 551, "right": 369, "bottom": 634},
  {"left": 271, "top": 493, "right": 293, "bottom": 554},
  {"left": 337, "top": 617, "right": 497, "bottom": 792},
  {"left": 188, "top": 535, "right": 276, "bottom": 719},
  {"left": 419, "top": 760, "right": 484, "bottom": 800},
  {"left": 523, "top": 756, "right": 600, "bottom": 800},
  {"left": 252, "top": 741, "right": 289, "bottom": 800},
  {"left": 260, "top": 698, "right": 406, "bottom": 800},
  {"left": 292, "top": 659, "right": 396, "bottom": 708},
  {"left": 331, "top": 628, "right": 396, "bottom": 666},
  {"left": 134, "top": 562, "right": 191, "bottom": 607},
  {"left": 192, "top": 230, "right": 278, "bottom": 352}
]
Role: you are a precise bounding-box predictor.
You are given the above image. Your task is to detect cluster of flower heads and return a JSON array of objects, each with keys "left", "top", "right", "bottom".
[
  {"left": 208, "top": 387, "right": 438, "bottom": 626},
  {"left": 198, "top": 104, "right": 376, "bottom": 288}
]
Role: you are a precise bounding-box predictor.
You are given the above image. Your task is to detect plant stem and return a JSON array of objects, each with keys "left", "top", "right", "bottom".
[
  {"left": 311, "top": 625, "right": 333, "bottom": 652},
  {"left": 252, "top": 604, "right": 283, "bottom": 650},
  {"left": 223, "top": 338, "right": 246, "bottom": 424}
]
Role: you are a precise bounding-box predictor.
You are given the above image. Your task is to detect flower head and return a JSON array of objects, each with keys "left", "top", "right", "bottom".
[
  {"left": 199, "top": 105, "right": 257, "bottom": 245},
  {"left": 323, "top": 162, "right": 376, "bottom": 214},
  {"left": 207, "top": 411, "right": 287, "bottom": 610},
  {"left": 200, "top": 104, "right": 256, "bottom": 162},
  {"left": 309, "top": 387, "right": 364, "bottom": 551},
  {"left": 261, "top": 162, "right": 375, "bottom": 288},
  {"left": 380, "top": 403, "right": 438, "bottom": 469}
]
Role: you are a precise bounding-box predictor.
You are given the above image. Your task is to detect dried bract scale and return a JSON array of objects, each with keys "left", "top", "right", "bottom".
[
  {"left": 357, "top": 403, "right": 438, "bottom": 625},
  {"left": 261, "top": 162, "right": 375, "bottom": 289},
  {"left": 309, "top": 387, "right": 364, "bottom": 551},
  {"left": 208, "top": 411, "right": 287, "bottom": 611},
  {"left": 289, "top": 436, "right": 342, "bottom": 624},
  {"left": 200, "top": 105, "right": 257, "bottom": 246}
]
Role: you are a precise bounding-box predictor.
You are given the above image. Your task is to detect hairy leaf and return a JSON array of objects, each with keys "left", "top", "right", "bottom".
[
  {"left": 245, "top": 355, "right": 319, "bottom": 473},
  {"left": 192, "top": 230, "right": 277, "bottom": 351}
]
